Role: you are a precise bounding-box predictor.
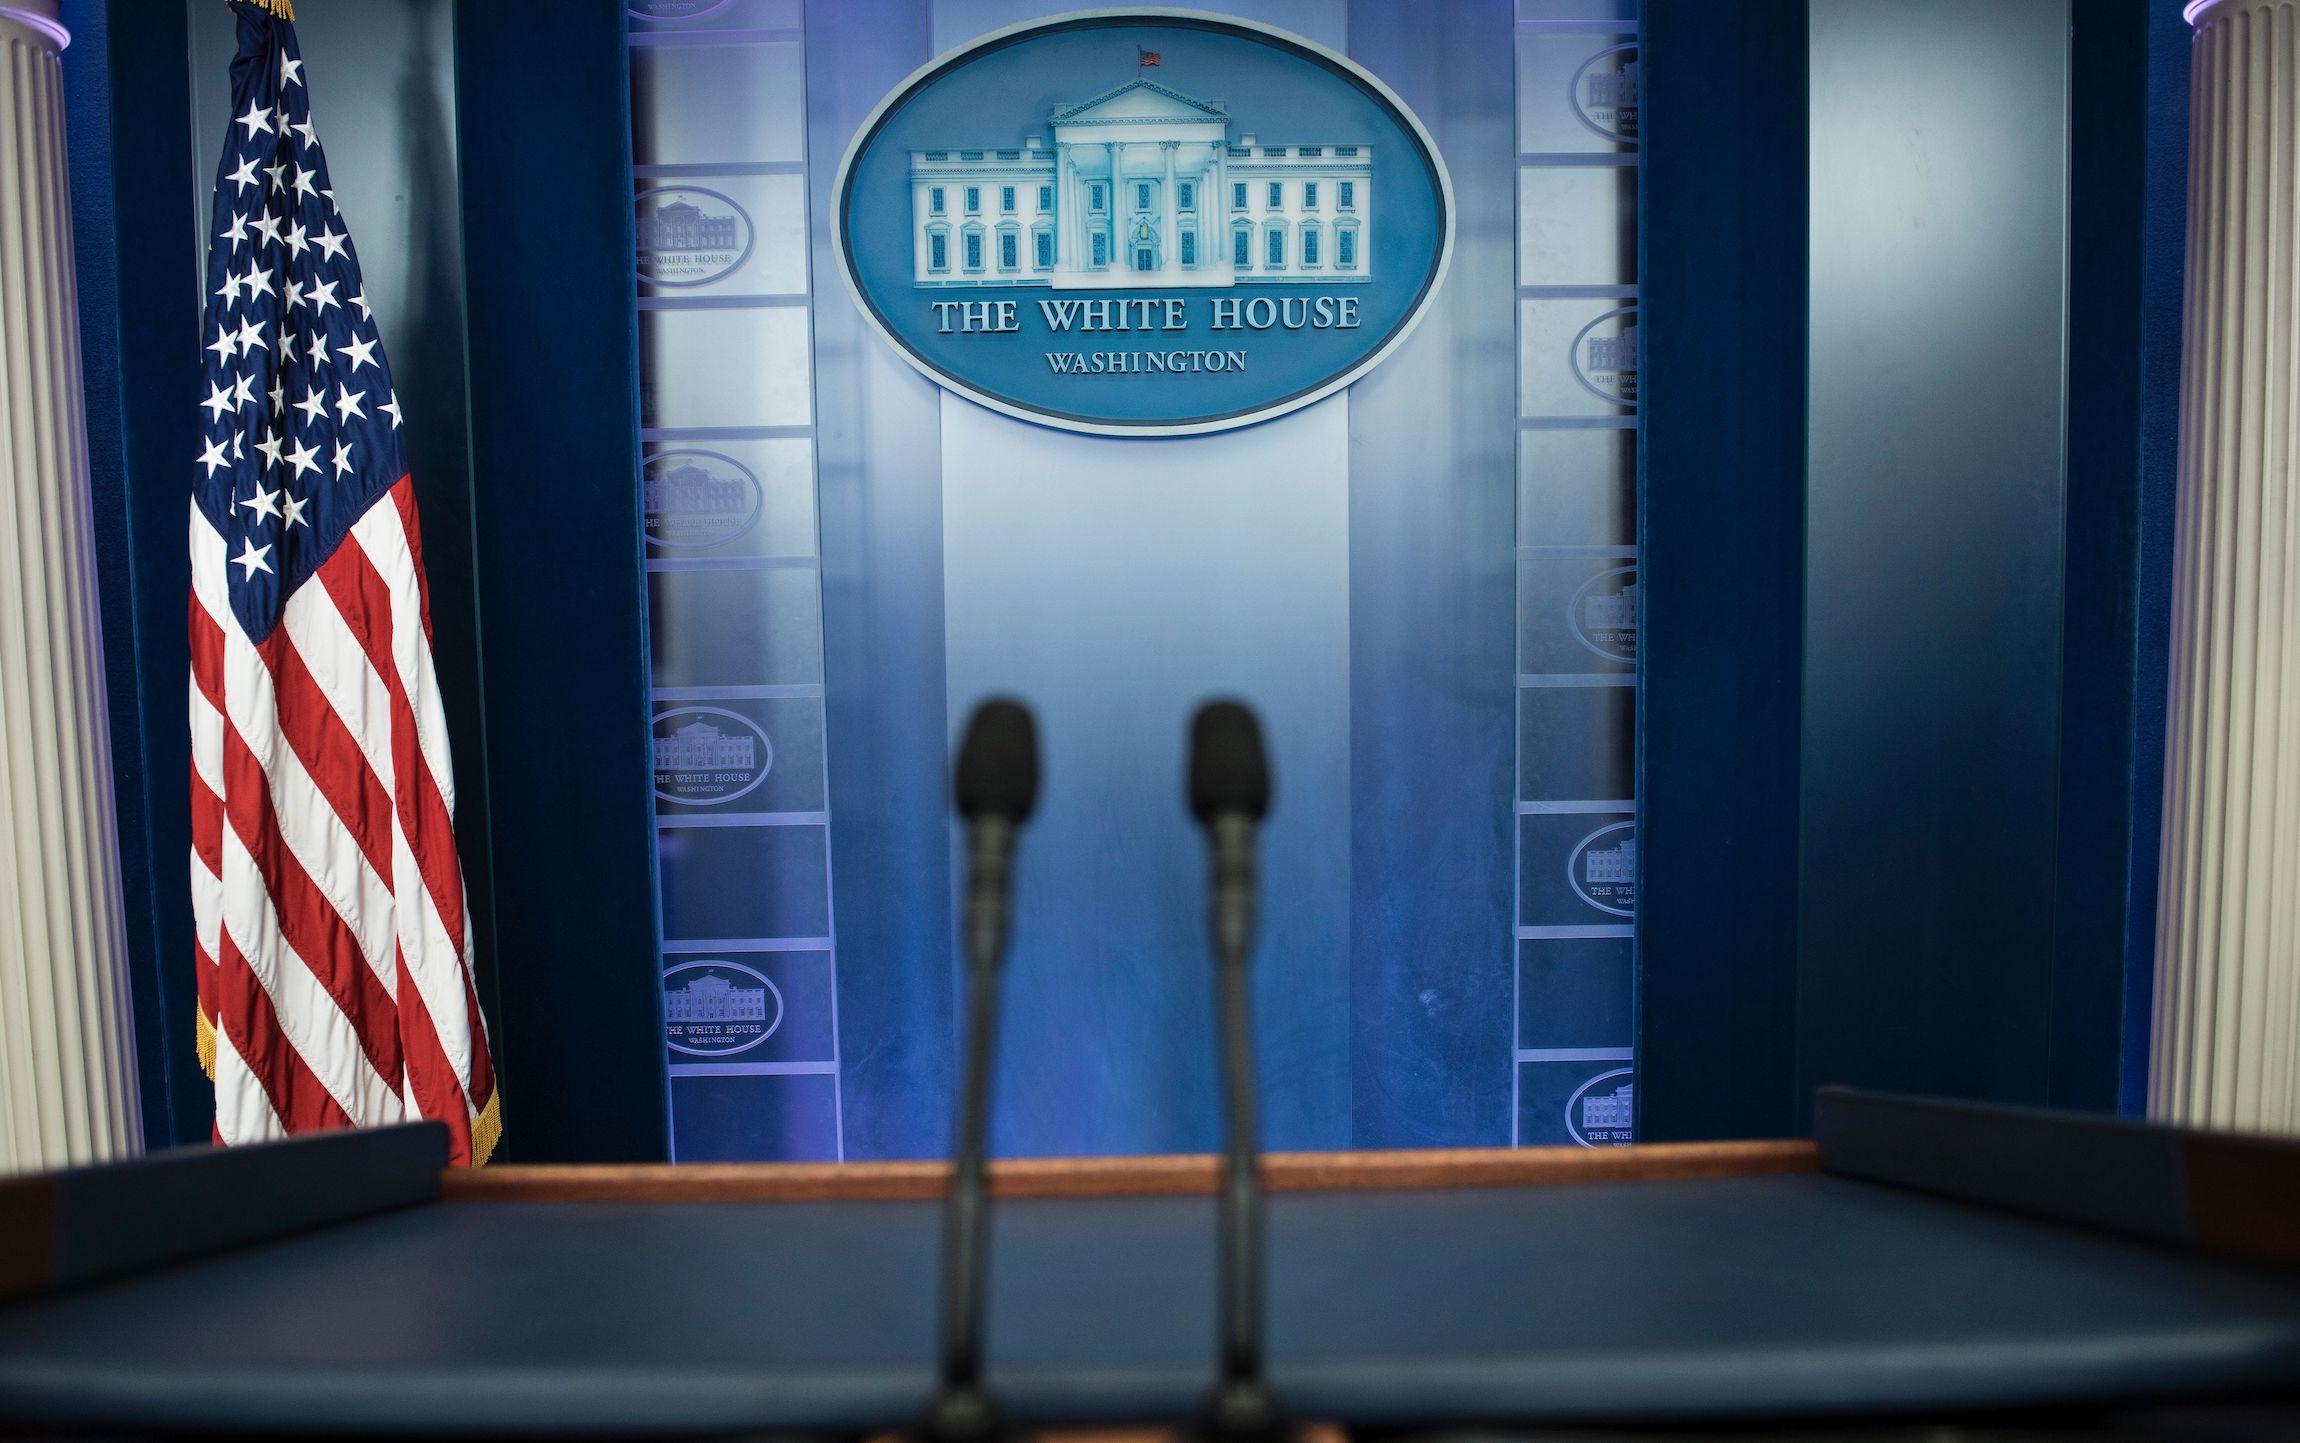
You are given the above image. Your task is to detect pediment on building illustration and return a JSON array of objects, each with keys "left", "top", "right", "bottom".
[{"left": 1050, "top": 78, "right": 1228, "bottom": 126}]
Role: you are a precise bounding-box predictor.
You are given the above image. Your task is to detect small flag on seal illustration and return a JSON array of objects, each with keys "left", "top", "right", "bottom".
[{"left": 1137, "top": 46, "right": 1162, "bottom": 68}]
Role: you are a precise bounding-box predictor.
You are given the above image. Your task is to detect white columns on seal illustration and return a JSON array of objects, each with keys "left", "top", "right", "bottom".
[
  {"left": 1055, "top": 144, "right": 1072, "bottom": 269},
  {"left": 2151, "top": 0, "right": 2300, "bottom": 1137},
  {"left": 1162, "top": 139, "right": 1179, "bottom": 277},
  {"left": 0, "top": 0, "right": 144, "bottom": 1173}
]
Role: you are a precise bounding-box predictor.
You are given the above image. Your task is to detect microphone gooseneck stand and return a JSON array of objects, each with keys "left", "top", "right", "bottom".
[
  {"left": 924, "top": 701, "right": 1038, "bottom": 1443},
  {"left": 1189, "top": 702, "right": 1286, "bottom": 1443}
]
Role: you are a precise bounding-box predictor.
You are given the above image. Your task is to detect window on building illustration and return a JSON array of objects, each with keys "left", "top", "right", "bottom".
[
  {"left": 1001, "top": 185, "right": 1015, "bottom": 212},
  {"left": 1136, "top": 182, "right": 1151, "bottom": 210},
  {"left": 1339, "top": 180, "right": 1355, "bottom": 210},
  {"left": 1035, "top": 229, "right": 1053, "bottom": 267},
  {"left": 1001, "top": 231, "right": 1018, "bottom": 269},
  {"left": 1268, "top": 182, "right": 1283, "bottom": 207},
  {"left": 1337, "top": 227, "right": 1356, "bottom": 268},
  {"left": 929, "top": 232, "right": 948, "bottom": 270},
  {"left": 1090, "top": 183, "right": 1105, "bottom": 211},
  {"left": 1135, "top": 244, "right": 1154, "bottom": 271},
  {"left": 965, "top": 185, "right": 980, "bottom": 213},
  {"left": 1180, "top": 230, "right": 1196, "bottom": 266},
  {"left": 930, "top": 186, "right": 945, "bottom": 215},
  {"left": 1233, "top": 226, "right": 1251, "bottom": 267},
  {"left": 1038, "top": 185, "right": 1053, "bottom": 210},
  {"left": 1179, "top": 181, "right": 1195, "bottom": 211},
  {"left": 1304, "top": 182, "right": 1319, "bottom": 209},
  {"left": 1091, "top": 230, "right": 1108, "bottom": 266},
  {"left": 965, "top": 231, "right": 982, "bottom": 269},
  {"left": 1233, "top": 182, "right": 1246, "bottom": 209},
  {"left": 1266, "top": 226, "right": 1284, "bottom": 267},
  {"left": 1303, "top": 226, "right": 1320, "bottom": 265}
]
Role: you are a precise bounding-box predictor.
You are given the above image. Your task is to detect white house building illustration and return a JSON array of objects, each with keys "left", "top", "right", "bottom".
[
  {"left": 1584, "top": 835, "right": 1636, "bottom": 886},
  {"left": 908, "top": 77, "right": 1371, "bottom": 289},
  {"left": 1582, "top": 1081, "right": 1633, "bottom": 1131},
  {"left": 654, "top": 719, "right": 757, "bottom": 773},
  {"left": 664, "top": 973, "right": 770, "bottom": 1024}
]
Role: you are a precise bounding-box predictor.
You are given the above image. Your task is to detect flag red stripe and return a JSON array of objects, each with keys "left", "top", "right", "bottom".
[
  {"left": 317, "top": 505, "right": 468, "bottom": 958},
  {"left": 216, "top": 928, "right": 355, "bottom": 1136},
  {"left": 220, "top": 718, "right": 405, "bottom": 1089},
  {"left": 391, "top": 942, "right": 476, "bottom": 1164},
  {"left": 254, "top": 626, "right": 397, "bottom": 881}
]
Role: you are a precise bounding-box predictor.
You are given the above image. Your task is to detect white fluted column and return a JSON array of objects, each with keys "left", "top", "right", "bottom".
[
  {"left": 2153, "top": 0, "right": 2300, "bottom": 1135},
  {"left": 0, "top": 0, "right": 142, "bottom": 1172}
]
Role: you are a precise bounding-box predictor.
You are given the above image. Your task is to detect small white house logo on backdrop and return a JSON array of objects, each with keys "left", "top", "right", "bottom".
[
  {"left": 636, "top": 186, "right": 755, "bottom": 287},
  {"left": 1568, "top": 821, "right": 1635, "bottom": 917},
  {"left": 643, "top": 449, "right": 764, "bottom": 551},
  {"left": 1571, "top": 306, "right": 1639, "bottom": 407},
  {"left": 1567, "top": 1068, "right": 1635, "bottom": 1147},
  {"left": 627, "top": 0, "right": 736, "bottom": 22},
  {"left": 1569, "top": 44, "right": 1639, "bottom": 144},
  {"left": 1570, "top": 565, "right": 1637, "bottom": 664},
  {"left": 664, "top": 960, "right": 784, "bottom": 1057},
  {"left": 652, "top": 706, "right": 774, "bottom": 807}
]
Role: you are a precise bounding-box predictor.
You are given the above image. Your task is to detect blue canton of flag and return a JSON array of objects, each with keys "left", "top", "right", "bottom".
[{"left": 197, "top": 2, "right": 403, "bottom": 645}]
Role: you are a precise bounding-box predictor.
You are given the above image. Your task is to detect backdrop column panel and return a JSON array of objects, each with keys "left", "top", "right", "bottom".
[{"left": 1802, "top": 0, "right": 2072, "bottom": 1112}]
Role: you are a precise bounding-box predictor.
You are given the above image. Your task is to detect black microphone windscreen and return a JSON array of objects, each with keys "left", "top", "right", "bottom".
[
  {"left": 1188, "top": 701, "right": 1271, "bottom": 824},
  {"left": 955, "top": 699, "right": 1040, "bottom": 822}
]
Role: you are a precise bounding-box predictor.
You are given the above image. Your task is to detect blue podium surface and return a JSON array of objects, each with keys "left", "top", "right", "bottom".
[{"left": 1, "top": 1093, "right": 2296, "bottom": 1437}]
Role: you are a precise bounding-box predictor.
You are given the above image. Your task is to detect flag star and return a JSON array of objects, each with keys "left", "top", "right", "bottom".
[
  {"left": 291, "top": 166, "right": 319, "bottom": 203},
  {"left": 269, "top": 372, "right": 287, "bottom": 415},
  {"left": 226, "top": 154, "right": 260, "bottom": 194},
  {"left": 241, "top": 264, "right": 274, "bottom": 300},
  {"left": 230, "top": 431, "right": 244, "bottom": 461},
  {"left": 282, "top": 276, "right": 303, "bottom": 311},
  {"left": 235, "top": 318, "right": 268, "bottom": 355},
  {"left": 292, "top": 120, "right": 317, "bottom": 149},
  {"left": 284, "top": 438, "right": 320, "bottom": 478},
  {"left": 294, "top": 389, "right": 328, "bottom": 425},
  {"left": 255, "top": 432, "right": 284, "bottom": 469},
  {"left": 251, "top": 213, "right": 282, "bottom": 247},
  {"left": 331, "top": 439, "right": 354, "bottom": 477},
  {"left": 313, "top": 228, "right": 348, "bottom": 263},
  {"left": 340, "top": 333, "right": 378, "bottom": 374},
  {"left": 333, "top": 385, "right": 366, "bottom": 422},
  {"left": 349, "top": 290, "right": 371, "bottom": 320},
  {"left": 221, "top": 211, "right": 248, "bottom": 248},
  {"left": 197, "top": 436, "right": 230, "bottom": 478},
  {"left": 201, "top": 379, "right": 236, "bottom": 421},
  {"left": 231, "top": 373, "right": 258, "bottom": 410},
  {"left": 265, "top": 158, "right": 289, "bottom": 193},
  {"left": 306, "top": 331, "right": 331, "bottom": 369},
  {"left": 283, "top": 221, "right": 309, "bottom": 257},
  {"left": 214, "top": 269, "right": 244, "bottom": 307},
  {"left": 279, "top": 56, "right": 302, "bottom": 87},
  {"left": 380, "top": 393, "right": 402, "bottom": 428},
  {"left": 305, "top": 279, "right": 339, "bottom": 315},
  {"left": 207, "top": 322, "right": 239, "bottom": 364},
  {"left": 232, "top": 538, "right": 273, "bottom": 578},
  {"left": 320, "top": 187, "right": 336, "bottom": 210},
  {"left": 236, "top": 101, "right": 274, "bottom": 139},
  {"left": 237, "top": 484, "right": 283, "bottom": 522},
  {"left": 282, "top": 492, "right": 310, "bottom": 529},
  {"left": 277, "top": 329, "right": 299, "bottom": 362}
]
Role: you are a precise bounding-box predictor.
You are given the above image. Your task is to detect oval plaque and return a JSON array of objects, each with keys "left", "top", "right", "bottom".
[{"left": 833, "top": 10, "right": 1455, "bottom": 437}]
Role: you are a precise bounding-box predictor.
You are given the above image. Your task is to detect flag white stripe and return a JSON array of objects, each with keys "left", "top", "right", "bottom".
[{"left": 208, "top": 1025, "right": 284, "bottom": 1148}]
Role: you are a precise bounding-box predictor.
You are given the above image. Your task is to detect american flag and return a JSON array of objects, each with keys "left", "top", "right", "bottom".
[{"left": 190, "top": 2, "right": 498, "bottom": 1165}]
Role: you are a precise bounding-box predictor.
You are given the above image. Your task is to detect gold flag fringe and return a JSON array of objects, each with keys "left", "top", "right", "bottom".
[
  {"left": 195, "top": 1007, "right": 218, "bottom": 1080},
  {"left": 252, "top": 0, "right": 295, "bottom": 19},
  {"left": 468, "top": 1089, "right": 503, "bottom": 1167}
]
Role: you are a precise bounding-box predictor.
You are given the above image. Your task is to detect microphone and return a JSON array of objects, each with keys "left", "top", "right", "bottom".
[
  {"left": 926, "top": 699, "right": 1040, "bottom": 1443},
  {"left": 1186, "top": 702, "right": 1284, "bottom": 1443}
]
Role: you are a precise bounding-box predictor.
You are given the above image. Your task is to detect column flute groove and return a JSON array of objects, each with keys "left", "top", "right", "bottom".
[
  {"left": 0, "top": 2, "right": 141, "bottom": 1173},
  {"left": 2155, "top": 0, "right": 2300, "bottom": 1134}
]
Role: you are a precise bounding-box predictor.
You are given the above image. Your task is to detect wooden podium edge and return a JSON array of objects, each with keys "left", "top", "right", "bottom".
[{"left": 441, "top": 1139, "right": 1816, "bottom": 1204}]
